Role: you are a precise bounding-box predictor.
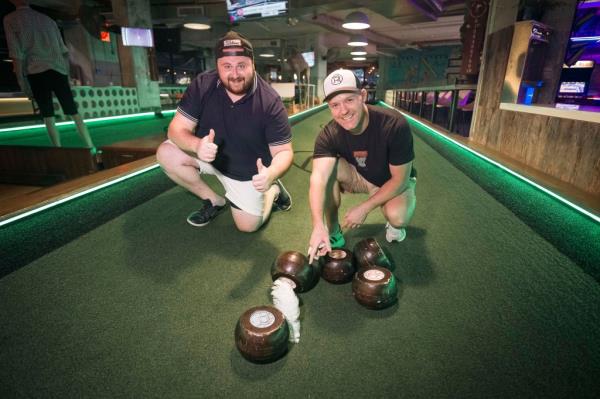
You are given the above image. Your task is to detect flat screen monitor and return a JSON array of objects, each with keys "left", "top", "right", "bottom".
[
  {"left": 559, "top": 81, "right": 586, "bottom": 94},
  {"left": 121, "top": 27, "right": 154, "bottom": 47},
  {"left": 301, "top": 51, "right": 315, "bottom": 67},
  {"left": 226, "top": 0, "right": 288, "bottom": 22}
]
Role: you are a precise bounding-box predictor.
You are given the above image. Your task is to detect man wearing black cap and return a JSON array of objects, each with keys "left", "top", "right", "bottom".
[
  {"left": 307, "top": 69, "right": 416, "bottom": 263},
  {"left": 157, "top": 31, "right": 293, "bottom": 232}
]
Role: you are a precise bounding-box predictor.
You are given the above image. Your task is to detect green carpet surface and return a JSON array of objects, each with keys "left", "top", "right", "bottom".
[{"left": 1, "top": 109, "right": 599, "bottom": 398}]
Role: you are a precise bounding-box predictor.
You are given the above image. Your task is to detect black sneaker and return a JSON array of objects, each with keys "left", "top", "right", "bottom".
[
  {"left": 186, "top": 199, "right": 226, "bottom": 227},
  {"left": 272, "top": 179, "right": 292, "bottom": 211}
]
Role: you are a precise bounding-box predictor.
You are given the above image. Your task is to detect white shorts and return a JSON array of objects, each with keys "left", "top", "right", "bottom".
[
  {"left": 195, "top": 159, "right": 264, "bottom": 217},
  {"left": 164, "top": 139, "right": 264, "bottom": 216}
]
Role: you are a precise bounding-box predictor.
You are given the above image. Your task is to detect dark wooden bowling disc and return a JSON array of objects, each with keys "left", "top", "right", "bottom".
[
  {"left": 235, "top": 306, "right": 289, "bottom": 363},
  {"left": 353, "top": 237, "right": 392, "bottom": 270},
  {"left": 271, "top": 250, "right": 319, "bottom": 293},
  {"left": 352, "top": 266, "right": 398, "bottom": 310},
  {"left": 320, "top": 248, "right": 356, "bottom": 284}
]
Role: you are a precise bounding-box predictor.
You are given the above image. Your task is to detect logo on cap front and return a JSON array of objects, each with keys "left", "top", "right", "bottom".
[
  {"left": 331, "top": 74, "right": 343, "bottom": 85},
  {"left": 224, "top": 39, "right": 242, "bottom": 47}
]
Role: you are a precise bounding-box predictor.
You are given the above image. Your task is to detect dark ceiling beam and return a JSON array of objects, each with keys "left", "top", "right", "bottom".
[{"left": 408, "top": 0, "right": 445, "bottom": 20}]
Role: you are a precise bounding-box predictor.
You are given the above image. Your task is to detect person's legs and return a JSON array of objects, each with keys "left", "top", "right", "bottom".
[
  {"left": 156, "top": 140, "right": 225, "bottom": 206},
  {"left": 324, "top": 157, "right": 376, "bottom": 247},
  {"left": 27, "top": 71, "right": 60, "bottom": 146},
  {"left": 224, "top": 177, "right": 280, "bottom": 233},
  {"left": 70, "top": 113, "right": 94, "bottom": 149},
  {"left": 381, "top": 178, "right": 416, "bottom": 242},
  {"left": 42, "top": 117, "right": 61, "bottom": 146},
  {"left": 51, "top": 70, "right": 94, "bottom": 148}
]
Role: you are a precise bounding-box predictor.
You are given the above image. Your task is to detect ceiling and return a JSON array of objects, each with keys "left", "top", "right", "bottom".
[{"left": 15, "top": 0, "right": 467, "bottom": 63}]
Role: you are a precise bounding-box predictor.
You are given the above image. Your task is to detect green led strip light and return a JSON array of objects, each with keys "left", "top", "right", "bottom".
[
  {"left": 0, "top": 109, "right": 177, "bottom": 134},
  {"left": 380, "top": 102, "right": 600, "bottom": 224},
  {"left": 0, "top": 104, "right": 327, "bottom": 227}
]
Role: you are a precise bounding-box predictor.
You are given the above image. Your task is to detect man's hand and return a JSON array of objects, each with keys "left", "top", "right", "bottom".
[
  {"left": 307, "top": 225, "right": 331, "bottom": 264},
  {"left": 197, "top": 129, "right": 217, "bottom": 162},
  {"left": 342, "top": 203, "right": 370, "bottom": 230},
  {"left": 252, "top": 158, "right": 273, "bottom": 192}
]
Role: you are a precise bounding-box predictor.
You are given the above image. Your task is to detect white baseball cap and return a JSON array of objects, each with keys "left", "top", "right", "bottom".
[{"left": 323, "top": 69, "right": 362, "bottom": 102}]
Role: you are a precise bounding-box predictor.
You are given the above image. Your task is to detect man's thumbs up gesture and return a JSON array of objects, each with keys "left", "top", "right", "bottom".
[
  {"left": 252, "top": 158, "right": 272, "bottom": 192},
  {"left": 197, "top": 129, "right": 217, "bottom": 162}
]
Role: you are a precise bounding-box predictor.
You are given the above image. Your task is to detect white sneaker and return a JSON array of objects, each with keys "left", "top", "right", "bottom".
[{"left": 385, "top": 222, "right": 406, "bottom": 243}]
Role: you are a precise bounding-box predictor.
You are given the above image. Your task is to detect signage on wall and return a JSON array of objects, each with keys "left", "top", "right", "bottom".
[{"left": 460, "top": 0, "right": 490, "bottom": 75}]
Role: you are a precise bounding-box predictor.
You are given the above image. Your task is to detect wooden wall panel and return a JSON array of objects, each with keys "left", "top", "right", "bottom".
[{"left": 471, "top": 19, "right": 600, "bottom": 196}]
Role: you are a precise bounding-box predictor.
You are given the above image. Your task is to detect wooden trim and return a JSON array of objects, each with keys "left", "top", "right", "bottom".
[{"left": 0, "top": 156, "right": 158, "bottom": 220}]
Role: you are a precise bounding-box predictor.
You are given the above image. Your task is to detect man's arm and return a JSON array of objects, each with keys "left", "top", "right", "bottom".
[
  {"left": 342, "top": 161, "right": 412, "bottom": 229},
  {"left": 307, "top": 156, "right": 337, "bottom": 263},
  {"left": 252, "top": 142, "right": 293, "bottom": 192},
  {"left": 167, "top": 112, "right": 199, "bottom": 152}
]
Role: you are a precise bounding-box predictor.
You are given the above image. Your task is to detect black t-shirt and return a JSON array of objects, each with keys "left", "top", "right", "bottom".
[
  {"left": 177, "top": 70, "right": 291, "bottom": 181},
  {"left": 313, "top": 105, "right": 414, "bottom": 187}
]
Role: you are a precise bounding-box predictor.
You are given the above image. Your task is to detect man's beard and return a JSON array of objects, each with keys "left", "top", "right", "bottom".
[{"left": 222, "top": 73, "right": 254, "bottom": 95}]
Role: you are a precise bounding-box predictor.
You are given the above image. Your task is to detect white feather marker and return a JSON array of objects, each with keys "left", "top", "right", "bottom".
[{"left": 270, "top": 277, "right": 301, "bottom": 343}]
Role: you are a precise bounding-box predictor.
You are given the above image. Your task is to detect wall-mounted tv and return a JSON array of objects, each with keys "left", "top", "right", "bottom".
[
  {"left": 226, "top": 0, "right": 288, "bottom": 23},
  {"left": 301, "top": 51, "right": 315, "bottom": 67},
  {"left": 121, "top": 27, "right": 154, "bottom": 47}
]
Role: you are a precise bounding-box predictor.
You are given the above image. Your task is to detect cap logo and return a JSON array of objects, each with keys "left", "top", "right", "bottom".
[
  {"left": 330, "top": 74, "right": 343, "bottom": 85},
  {"left": 223, "top": 39, "right": 242, "bottom": 47}
]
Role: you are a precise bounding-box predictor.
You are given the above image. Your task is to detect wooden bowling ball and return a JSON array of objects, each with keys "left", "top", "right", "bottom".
[
  {"left": 235, "top": 305, "right": 289, "bottom": 363},
  {"left": 271, "top": 250, "right": 319, "bottom": 293},
  {"left": 353, "top": 237, "right": 392, "bottom": 270},
  {"left": 319, "top": 248, "right": 356, "bottom": 284},
  {"left": 352, "top": 266, "right": 398, "bottom": 310}
]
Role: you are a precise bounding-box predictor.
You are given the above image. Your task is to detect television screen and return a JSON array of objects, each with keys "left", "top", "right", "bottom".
[
  {"left": 559, "top": 81, "right": 586, "bottom": 94},
  {"left": 301, "top": 51, "right": 315, "bottom": 67},
  {"left": 121, "top": 27, "right": 154, "bottom": 47},
  {"left": 226, "top": 0, "right": 288, "bottom": 22}
]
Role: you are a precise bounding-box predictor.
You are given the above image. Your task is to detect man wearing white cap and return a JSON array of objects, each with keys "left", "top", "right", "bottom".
[{"left": 307, "top": 69, "right": 416, "bottom": 263}]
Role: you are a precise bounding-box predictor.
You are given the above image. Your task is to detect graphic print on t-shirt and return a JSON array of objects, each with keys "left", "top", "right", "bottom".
[{"left": 353, "top": 150, "right": 368, "bottom": 168}]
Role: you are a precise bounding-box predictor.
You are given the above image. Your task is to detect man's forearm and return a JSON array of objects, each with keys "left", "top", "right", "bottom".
[
  {"left": 168, "top": 128, "right": 201, "bottom": 154},
  {"left": 308, "top": 179, "right": 327, "bottom": 228},
  {"left": 267, "top": 149, "right": 293, "bottom": 180}
]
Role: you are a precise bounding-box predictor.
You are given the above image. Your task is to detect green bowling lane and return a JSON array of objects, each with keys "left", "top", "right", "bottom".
[
  {"left": 0, "top": 112, "right": 174, "bottom": 147},
  {"left": 1, "top": 108, "right": 599, "bottom": 398}
]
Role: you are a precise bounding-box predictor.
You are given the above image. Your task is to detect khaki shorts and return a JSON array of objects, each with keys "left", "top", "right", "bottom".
[{"left": 337, "top": 157, "right": 416, "bottom": 195}]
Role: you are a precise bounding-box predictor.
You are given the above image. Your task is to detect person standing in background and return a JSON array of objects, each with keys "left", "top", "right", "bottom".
[{"left": 3, "top": 0, "right": 95, "bottom": 150}]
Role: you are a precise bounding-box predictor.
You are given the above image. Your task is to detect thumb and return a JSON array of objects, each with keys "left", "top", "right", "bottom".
[
  {"left": 256, "top": 158, "right": 264, "bottom": 172},
  {"left": 206, "top": 129, "right": 215, "bottom": 143}
]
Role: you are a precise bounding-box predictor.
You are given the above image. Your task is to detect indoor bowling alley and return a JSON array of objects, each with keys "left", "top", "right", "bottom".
[{"left": 1, "top": 1, "right": 599, "bottom": 397}]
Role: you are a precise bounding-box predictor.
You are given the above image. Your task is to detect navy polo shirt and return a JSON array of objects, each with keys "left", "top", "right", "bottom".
[{"left": 177, "top": 70, "right": 291, "bottom": 181}]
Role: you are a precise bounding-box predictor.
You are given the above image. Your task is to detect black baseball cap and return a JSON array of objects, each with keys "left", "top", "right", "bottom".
[{"left": 215, "top": 31, "right": 254, "bottom": 60}]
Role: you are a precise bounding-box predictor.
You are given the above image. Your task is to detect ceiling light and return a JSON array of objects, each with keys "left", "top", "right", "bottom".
[
  {"left": 259, "top": 49, "right": 275, "bottom": 58},
  {"left": 342, "top": 11, "right": 370, "bottom": 30},
  {"left": 350, "top": 47, "right": 367, "bottom": 56},
  {"left": 183, "top": 17, "right": 211, "bottom": 30},
  {"left": 352, "top": 57, "right": 366, "bottom": 61},
  {"left": 348, "top": 34, "right": 368, "bottom": 47}
]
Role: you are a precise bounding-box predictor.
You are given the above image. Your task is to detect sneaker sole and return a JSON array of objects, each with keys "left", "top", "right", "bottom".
[
  {"left": 275, "top": 179, "right": 292, "bottom": 211},
  {"left": 187, "top": 219, "right": 211, "bottom": 227}
]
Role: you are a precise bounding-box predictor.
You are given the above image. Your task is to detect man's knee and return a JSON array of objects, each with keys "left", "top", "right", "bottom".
[
  {"left": 232, "top": 211, "right": 263, "bottom": 233},
  {"left": 156, "top": 141, "right": 179, "bottom": 169},
  {"left": 383, "top": 194, "right": 416, "bottom": 227}
]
